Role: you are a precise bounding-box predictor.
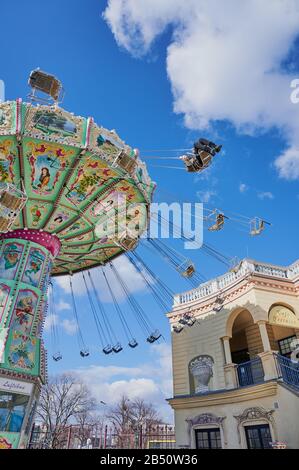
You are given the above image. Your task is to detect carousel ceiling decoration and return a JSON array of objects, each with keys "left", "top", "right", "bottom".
[{"left": 0, "top": 93, "right": 155, "bottom": 276}]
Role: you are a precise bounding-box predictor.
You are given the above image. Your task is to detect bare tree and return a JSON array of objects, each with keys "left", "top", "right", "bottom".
[
  {"left": 105, "top": 395, "right": 163, "bottom": 448},
  {"left": 106, "top": 396, "right": 132, "bottom": 433},
  {"left": 72, "top": 411, "right": 104, "bottom": 448},
  {"left": 36, "top": 373, "right": 97, "bottom": 448},
  {"left": 130, "top": 397, "right": 162, "bottom": 431}
]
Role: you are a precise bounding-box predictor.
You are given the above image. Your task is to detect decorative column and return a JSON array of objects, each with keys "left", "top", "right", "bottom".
[
  {"left": 256, "top": 321, "right": 278, "bottom": 381},
  {"left": 0, "top": 229, "right": 60, "bottom": 449},
  {"left": 222, "top": 336, "right": 232, "bottom": 364},
  {"left": 221, "top": 336, "right": 238, "bottom": 390},
  {"left": 257, "top": 321, "right": 271, "bottom": 352}
]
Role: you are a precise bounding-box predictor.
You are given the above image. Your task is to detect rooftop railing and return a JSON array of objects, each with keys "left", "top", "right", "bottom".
[{"left": 174, "top": 259, "right": 299, "bottom": 306}]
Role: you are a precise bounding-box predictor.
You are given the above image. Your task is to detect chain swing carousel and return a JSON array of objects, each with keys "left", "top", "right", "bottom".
[
  {"left": 0, "top": 70, "right": 157, "bottom": 449},
  {"left": 0, "top": 70, "right": 271, "bottom": 449}
]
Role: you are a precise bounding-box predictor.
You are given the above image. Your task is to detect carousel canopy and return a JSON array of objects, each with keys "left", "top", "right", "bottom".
[{"left": 0, "top": 99, "right": 155, "bottom": 275}]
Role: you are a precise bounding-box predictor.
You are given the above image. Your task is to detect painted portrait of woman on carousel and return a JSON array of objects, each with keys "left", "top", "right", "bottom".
[{"left": 37, "top": 167, "right": 50, "bottom": 189}]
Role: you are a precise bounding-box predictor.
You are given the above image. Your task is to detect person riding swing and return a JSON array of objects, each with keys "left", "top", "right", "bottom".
[{"left": 180, "top": 138, "right": 222, "bottom": 173}]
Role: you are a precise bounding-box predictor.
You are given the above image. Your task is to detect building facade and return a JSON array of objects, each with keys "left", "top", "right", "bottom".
[{"left": 168, "top": 258, "right": 299, "bottom": 449}]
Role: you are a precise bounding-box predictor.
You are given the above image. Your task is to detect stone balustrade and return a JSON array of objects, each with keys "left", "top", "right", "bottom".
[{"left": 173, "top": 258, "right": 299, "bottom": 306}]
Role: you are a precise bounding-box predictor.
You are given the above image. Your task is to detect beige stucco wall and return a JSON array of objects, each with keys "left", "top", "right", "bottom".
[
  {"left": 170, "top": 268, "right": 299, "bottom": 449},
  {"left": 171, "top": 283, "right": 299, "bottom": 397},
  {"left": 172, "top": 383, "right": 299, "bottom": 449}
]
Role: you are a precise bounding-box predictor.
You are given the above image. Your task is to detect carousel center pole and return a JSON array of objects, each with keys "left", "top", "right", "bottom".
[{"left": 0, "top": 229, "right": 60, "bottom": 449}]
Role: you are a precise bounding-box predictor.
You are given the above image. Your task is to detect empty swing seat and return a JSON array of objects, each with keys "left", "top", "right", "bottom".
[
  {"left": 29, "top": 69, "right": 62, "bottom": 102},
  {"left": 186, "top": 317, "right": 196, "bottom": 327},
  {"left": 250, "top": 219, "right": 265, "bottom": 236},
  {"left": 117, "top": 234, "right": 138, "bottom": 251},
  {"left": 147, "top": 330, "right": 162, "bottom": 343},
  {"left": 128, "top": 339, "right": 138, "bottom": 348},
  {"left": 179, "top": 315, "right": 189, "bottom": 325},
  {"left": 179, "top": 313, "right": 194, "bottom": 326},
  {"left": 173, "top": 324, "right": 184, "bottom": 334},
  {"left": 213, "top": 297, "right": 224, "bottom": 312},
  {"left": 103, "top": 345, "right": 113, "bottom": 355},
  {"left": 53, "top": 353, "right": 62, "bottom": 362},
  {"left": 80, "top": 349, "right": 90, "bottom": 357},
  {"left": 0, "top": 216, "right": 10, "bottom": 233},
  {"left": 215, "top": 296, "right": 224, "bottom": 305},
  {"left": 0, "top": 192, "right": 23, "bottom": 211},
  {"left": 0, "top": 182, "right": 27, "bottom": 233},
  {"left": 112, "top": 342, "right": 123, "bottom": 353},
  {"left": 112, "top": 150, "right": 137, "bottom": 176},
  {"left": 213, "top": 304, "right": 223, "bottom": 313}
]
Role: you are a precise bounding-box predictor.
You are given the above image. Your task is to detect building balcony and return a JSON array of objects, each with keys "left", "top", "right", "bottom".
[
  {"left": 225, "top": 353, "right": 299, "bottom": 392},
  {"left": 274, "top": 353, "right": 299, "bottom": 391},
  {"left": 235, "top": 357, "right": 265, "bottom": 387}
]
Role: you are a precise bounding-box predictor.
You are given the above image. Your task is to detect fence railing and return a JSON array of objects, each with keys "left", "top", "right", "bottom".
[
  {"left": 236, "top": 357, "right": 265, "bottom": 387},
  {"left": 274, "top": 353, "right": 299, "bottom": 390},
  {"left": 28, "top": 426, "right": 176, "bottom": 450}
]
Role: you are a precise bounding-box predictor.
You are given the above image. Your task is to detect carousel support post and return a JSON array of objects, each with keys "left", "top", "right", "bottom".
[{"left": 0, "top": 229, "right": 60, "bottom": 449}]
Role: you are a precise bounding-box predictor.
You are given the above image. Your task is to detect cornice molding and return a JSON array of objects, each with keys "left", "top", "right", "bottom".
[{"left": 168, "top": 382, "right": 278, "bottom": 409}]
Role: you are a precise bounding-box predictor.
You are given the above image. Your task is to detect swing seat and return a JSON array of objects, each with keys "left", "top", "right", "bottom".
[
  {"left": 229, "top": 258, "right": 242, "bottom": 274},
  {"left": 213, "top": 304, "right": 224, "bottom": 313},
  {"left": 112, "top": 150, "right": 137, "bottom": 175},
  {"left": 117, "top": 234, "right": 138, "bottom": 251},
  {"left": 103, "top": 345, "right": 113, "bottom": 355},
  {"left": 29, "top": 69, "right": 63, "bottom": 102},
  {"left": 215, "top": 296, "right": 224, "bottom": 305},
  {"left": 52, "top": 353, "right": 62, "bottom": 362},
  {"left": 128, "top": 339, "right": 138, "bottom": 348},
  {"left": 182, "top": 265, "right": 195, "bottom": 278},
  {"left": 80, "top": 349, "right": 90, "bottom": 357},
  {"left": 181, "top": 155, "right": 202, "bottom": 173},
  {"left": 173, "top": 324, "right": 184, "bottom": 334},
  {"left": 179, "top": 316, "right": 189, "bottom": 325},
  {"left": 177, "top": 261, "right": 195, "bottom": 278},
  {"left": 112, "top": 342, "right": 123, "bottom": 353},
  {"left": 250, "top": 223, "right": 265, "bottom": 236},
  {"left": 213, "top": 296, "right": 224, "bottom": 312},
  {"left": 186, "top": 317, "right": 196, "bottom": 327},
  {"left": 0, "top": 183, "right": 27, "bottom": 233},
  {"left": 0, "top": 216, "right": 11, "bottom": 233},
  {"left": 198, "top": 150, "right": 213, "bottom": 169},
  {"left": 208, "top": 214, "right": 226, "bottom": 232}
]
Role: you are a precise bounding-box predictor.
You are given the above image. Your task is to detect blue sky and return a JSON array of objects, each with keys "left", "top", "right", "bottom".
[{"left": 1, "top": 0, "right": 299, "bottom": 421}]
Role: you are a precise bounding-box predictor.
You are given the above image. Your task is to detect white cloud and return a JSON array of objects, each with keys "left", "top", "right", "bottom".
[
  {"left": 275, "top": 145, "right": 299, "bottom": 180},
  {"left": 44, "top": 314, "right": 59, "bottom": 332},
  {"left": 239, "top": 183, "right": 248, "bottom": 193},
  {"left": 196, "top": 189, "right": 217, "bottom": 203},
  {"left": 71, "top": 343, "right": 173, "bottom": 422},
  {"left": 55, "top": 274, "right": 86, "bottom": 296},
  {"left": 257, "top": 191, "right": 274, "bottom": 200},
  {"left": 56, "top": 299, "right": 71, "bottom": 311},
  {"left": 55, "top": 256, "right": 146, "bottom": 303},
  {"left": 44, "top": 314, "right": 78, "bottom": 336},
  {"left": 61, "top": 319, "right": 78, "bottom": 336},
  {"left": 104, "top": 0, "right": 299, "bottom": 179}
]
